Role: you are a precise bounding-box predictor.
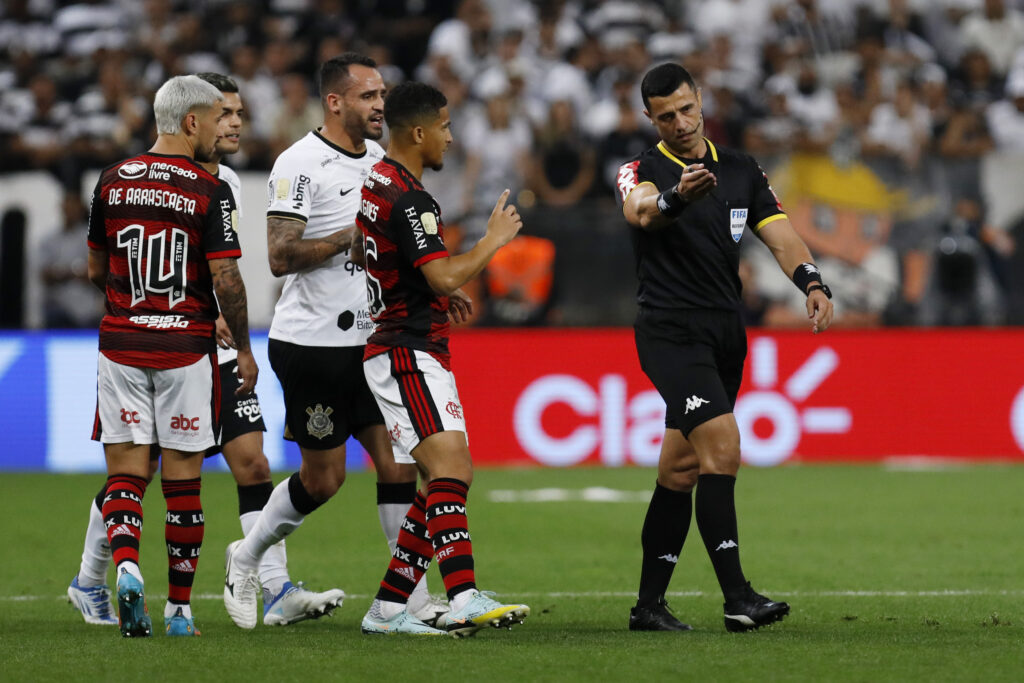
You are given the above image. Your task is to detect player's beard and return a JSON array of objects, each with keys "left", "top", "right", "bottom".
[{"left": 429, "top": 160, "right": 444, "bottom": 171}]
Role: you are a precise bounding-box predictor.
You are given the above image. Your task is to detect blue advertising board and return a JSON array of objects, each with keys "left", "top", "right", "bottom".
[{"left": 0, "top": 331, "right": 367, "bottom": 472}]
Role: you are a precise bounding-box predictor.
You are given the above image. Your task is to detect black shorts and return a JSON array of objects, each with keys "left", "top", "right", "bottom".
[
  {"left": 207, "top": 358, "right": 267, "bottom": 457},
  {"left": 267, "top": 339, "right": 383, "bottom": 450},
  {"left": 634, "top": 307, "right": 747, "bottom": 437}
]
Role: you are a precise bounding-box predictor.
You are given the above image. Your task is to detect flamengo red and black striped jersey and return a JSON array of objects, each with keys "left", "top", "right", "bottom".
[
  {"left": 358, "top": 157, "right": 451, "bottom": 369},
  {"left": 87, "top": 152, "right": 241, "bottom": 369}
]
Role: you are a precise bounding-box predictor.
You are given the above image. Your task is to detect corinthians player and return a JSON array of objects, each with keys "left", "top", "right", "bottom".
[{"left": 224, "top": 53, "right": 444, "bottom": 630}]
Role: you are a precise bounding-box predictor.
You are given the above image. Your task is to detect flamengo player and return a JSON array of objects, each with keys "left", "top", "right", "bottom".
[
  {"left": 67, "top": 73, "right": 327, "bottom": 630},
  {"left": 223, "top": 54, "right": 442, "bottom": 631},
  {"left": 358, "top": 81, "right": 529, "bottom": 637},
  {"left": 85, "top": 75, "right": 256, "bottom": 638}
]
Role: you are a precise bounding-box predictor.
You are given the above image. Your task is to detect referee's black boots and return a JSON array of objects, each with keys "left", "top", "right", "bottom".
[
  {"left": 629, "top": 596, "right": 693, "bottom": 631},
  {"left": 723, "top": 582, "right": 790, "bottom": 632}
]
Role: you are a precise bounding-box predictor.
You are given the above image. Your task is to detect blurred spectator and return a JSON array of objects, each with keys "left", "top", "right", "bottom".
[
  {"left": 985, "top": 72, "right": 1024, "bottom": 151},
  {"left": 878, "top": 0, "right": 938, "bottom": 70},
  {"left": 773, "top": 0, "right": 856, "bottom": 67},
  {"left": 65, "top": 59, "right": 149, "bottom": 181},
  {"left": 423, "top": 0, "right": 491, "bottom": 82},
  {"left": 0, "top": 0, "right": 61, "bottom": 58},
  {"left": 950, "top": 48, "right": 1004, "bottom": 110},
  {"left": 230, "top": 43, "right": 280, "bottom": 145},
  {"left": 916, "top": 197, "right": 1007, "bottom": 324},
  {"left": 786, "top": 62, "right": 841, "bottom": 149},
  {"left": 528, "top": 99, "right": 594, "bottom": 208},
  {"left": 269, "top": 72, "right": 321, "bottom": 159},
  {"left": 959, "top": 0, "right": 1024, "bottom": 77},
  {"left": 594, "top": 72, "right": 657, "bottom": 194},
  {"left": 38, "top": 193, "right": 104, "bottom": 328},
  {"left": 862, "top": 78, "right": 932, "bottom": 172},
  {"left": 461, "top": 70, "right": 531, "bottom": 248},
  {"left": 2, "top": 74, "right": 71, "bottom": 176}
]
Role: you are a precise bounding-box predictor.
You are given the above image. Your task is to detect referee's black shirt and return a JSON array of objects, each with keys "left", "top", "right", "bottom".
[{"left": 616, "top": 138, "right": 786, "bottom": 311}]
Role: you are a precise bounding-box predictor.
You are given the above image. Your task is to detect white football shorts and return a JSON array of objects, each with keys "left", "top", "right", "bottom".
[
  {"left": 363, "top": 347, "right": 467, "bottom": 463},
  {"left": 94, "top": 352, "right": 218, "bottom": 452}
]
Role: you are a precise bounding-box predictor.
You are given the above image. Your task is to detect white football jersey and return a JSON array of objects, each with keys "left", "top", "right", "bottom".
[
  {"left": 216, "top": 164, "right": 242, "bottom": 365},
  {"left": 267, "top": 130, "right": 385, "bottom": 347}
]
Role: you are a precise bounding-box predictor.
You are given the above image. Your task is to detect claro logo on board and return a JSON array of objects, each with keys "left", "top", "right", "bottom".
[{"left": 511, "top": 339, "right": 851, "bottom": 467}]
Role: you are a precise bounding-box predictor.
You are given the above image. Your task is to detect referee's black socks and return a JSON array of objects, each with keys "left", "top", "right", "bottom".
[
  {"left": 695, "top": 473, "right": 748, "bottom": 599},
  {"left": 637, "top": 482, "right": 692, "bottom": 607}
]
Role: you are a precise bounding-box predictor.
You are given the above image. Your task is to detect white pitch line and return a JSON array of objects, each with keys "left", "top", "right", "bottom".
[{"left": 15, "top": 589, "right": 1024, "bottom": 602}]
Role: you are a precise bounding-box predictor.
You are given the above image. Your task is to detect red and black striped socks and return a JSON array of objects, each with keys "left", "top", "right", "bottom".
[
  {"left": 377, "top": 491, "right": 434, "bottom": 603},
  {"left": 102, "top": 474, "right": 147, "bottom": 574},
  {"left": 425, "top": 478, "right": 476, "bottom": 600},
  {"left": 162, "top": 477, "right": 204, "bottom": 606}
]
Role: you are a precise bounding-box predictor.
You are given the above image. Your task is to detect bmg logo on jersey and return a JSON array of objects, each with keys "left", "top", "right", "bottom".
[
  {"left": 292, "top": 174, "right": 311, "bottom": 209},
  {"left": 170, "top": 414, "right": 201, "bottom": 431}
]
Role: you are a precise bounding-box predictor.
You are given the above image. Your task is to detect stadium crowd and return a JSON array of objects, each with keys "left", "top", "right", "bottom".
[{"left": 4, "top": 0, "right": 1024, "bottom": 327}]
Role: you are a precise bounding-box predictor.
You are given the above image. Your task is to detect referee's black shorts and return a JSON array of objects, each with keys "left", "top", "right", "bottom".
[
  {"left": 206, "top": 357, "right": 267, "bottom": 457},
  {"left": 267, "top": 339, "right": 384, "bottom": 450},
  {"left": 634, "top": 307, "right": 747, "bottom": 437}
]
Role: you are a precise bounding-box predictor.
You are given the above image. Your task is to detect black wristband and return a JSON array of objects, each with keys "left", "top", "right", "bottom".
[
  {"left": 792, "top": 262, "right": 824, "bottom": 293},
  {"left": 656, "top": 188, "right": 687, "bottom": 217}
]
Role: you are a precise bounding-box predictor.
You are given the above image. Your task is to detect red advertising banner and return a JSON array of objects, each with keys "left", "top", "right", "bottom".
[{"left": 448, "top": 328, "right": 1024, "bottom": 466}]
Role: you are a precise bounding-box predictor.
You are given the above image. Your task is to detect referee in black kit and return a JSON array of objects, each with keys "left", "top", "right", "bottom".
[{"left": 616, "top": 63, "right": 834, "bottom": 632}]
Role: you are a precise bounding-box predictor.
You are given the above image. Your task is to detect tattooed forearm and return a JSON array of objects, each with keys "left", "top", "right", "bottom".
[
  {"left": 209, "top": 258, "right": 251, "bottom": 351},
  {"left": 267, "top": 216, "right": 360, "bottom": 276}
]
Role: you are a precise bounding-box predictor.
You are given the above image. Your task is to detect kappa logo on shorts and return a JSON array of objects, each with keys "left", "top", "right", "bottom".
[
  {"left": 305, "top": 403, "right": 334, "bottom": 439},
  {"left": 445, "top": 401, "right": 463, "bottom": 420},
  {"left": 684, "top": 395, "right": 710, "bottom": 414}
]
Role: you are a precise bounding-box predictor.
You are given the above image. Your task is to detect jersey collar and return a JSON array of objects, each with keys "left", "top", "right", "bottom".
[
  {"left": 656, "top": 138, "right": 718, "bottom": 168},
  {"left": 312, "top": 128, "right": 367, "bottom": 158}
]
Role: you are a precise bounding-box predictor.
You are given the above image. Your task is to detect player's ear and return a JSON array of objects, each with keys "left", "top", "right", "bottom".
[
  {"left": 411, "top": 125, "right": 424, "bottom": 144},
  {"left": 182, "top": 111, "right": 198, "bottom": 135},
  {"left": 642, "top": 108, "right": 652, "bottom": 124},
  {"left": 325, "top": 93, "right": 342, "bottom": 116}
]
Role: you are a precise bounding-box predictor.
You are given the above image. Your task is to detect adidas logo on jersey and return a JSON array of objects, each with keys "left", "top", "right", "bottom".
[
  {"left": 395, "top": 566, "right": 417, "bottom": 582},
  {"left": 684, "top": 395, "right": 709, "bottom": 414}
]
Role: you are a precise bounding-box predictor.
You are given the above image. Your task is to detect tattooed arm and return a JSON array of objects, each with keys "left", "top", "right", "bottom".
[
  {"left": 267, "top": 216, "right": 361, "bottom": 277},
  {"left": 209, "top": 257, "right": 258, "bottom": 395}
]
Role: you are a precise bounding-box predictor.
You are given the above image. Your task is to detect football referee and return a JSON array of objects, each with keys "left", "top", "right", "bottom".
[{"left": 616, "top": 63, "right": 833, "bottom": 632}]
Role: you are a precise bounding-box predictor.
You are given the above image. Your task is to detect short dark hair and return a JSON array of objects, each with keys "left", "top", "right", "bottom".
[
  {"left": 318, "top": 52, "right": 377, "bottom": 98},
  {"left": 195, "top": 72, "right": 239, "bottom": 94},
  {"left": 640, "top": 63, "right": 697, "bottom": 109},
  {"left": 384, "top": 81, "right": 447, "bottom": 130}
]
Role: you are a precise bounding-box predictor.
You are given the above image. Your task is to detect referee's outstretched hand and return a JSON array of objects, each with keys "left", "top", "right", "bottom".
[
  {"left": 487, "top": 189, "right": 523, "bottom": 247},
  {"left": 675, "top": 164, "right": 717, "bottom": 203},
  {"left": 807, "top": 289, "right": 834, "bottom": 334}
]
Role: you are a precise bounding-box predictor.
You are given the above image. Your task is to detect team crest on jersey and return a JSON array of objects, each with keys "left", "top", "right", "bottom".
[
  {"left": 118, "top": 161, "right": 148, "bottom": 179},
  {"left": 729, "top": 208, "right": 748, "bottom": 243},
  {"left": 275, "top": 178, "right": 290, "bottom": 200},
  {"left": 305, "top": 403, "right": 334, "bottom": 439},
  {"left": 421, "top": 212, "right": 438, "bottom": 235}
]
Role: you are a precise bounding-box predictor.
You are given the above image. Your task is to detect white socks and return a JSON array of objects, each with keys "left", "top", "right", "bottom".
[
  {"left": 78, "top": 498, "right": 111, "bottom": 587},
  {"left": 240, "top": 510, "right": 290, "bottom": 598},
  {"left": 236, "top": 479, "right": 305, "bottom": 572}
]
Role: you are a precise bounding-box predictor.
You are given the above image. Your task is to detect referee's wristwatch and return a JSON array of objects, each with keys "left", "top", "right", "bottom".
[{"left": 806, "top": 283, "right": 832, "bottom": 299}]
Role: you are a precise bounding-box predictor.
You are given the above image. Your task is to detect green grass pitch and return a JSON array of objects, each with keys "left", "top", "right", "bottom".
[{"left": 0, "top": 465, "right": 1021, "bottom": 681}]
